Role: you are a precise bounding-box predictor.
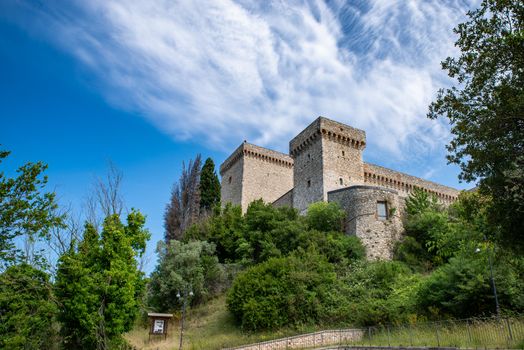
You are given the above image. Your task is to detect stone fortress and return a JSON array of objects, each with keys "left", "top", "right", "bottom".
[{"left": 219, "top": 117, "right": 460, "bottom": 259}]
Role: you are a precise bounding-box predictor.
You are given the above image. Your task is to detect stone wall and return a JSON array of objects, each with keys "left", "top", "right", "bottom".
[
  {"left": 291, "top": 134, "right": 324, "bottom": 213},
  {"left": 273, "top": 189, "right": 293, "bottom": 208},
  {"left": 328, "top": 186, "right": 404, "bottom": 260},
  {"left": 321, "top": 125, "right": 366, "bottom": 196},
  {"left": 363, "top": 163, "right": 459, "bottom": 204},
  {"left": 220, "top": 142, "right": 294, "bottom": 212},
  {"left": 220, "top": 143, "right": 244, "bottom": 208},
  {"left": 290, "top": 117, "right": 367, "bottom": 213},
  {"left": 223, "top": 329, "right": 363, "bottom": 350}
]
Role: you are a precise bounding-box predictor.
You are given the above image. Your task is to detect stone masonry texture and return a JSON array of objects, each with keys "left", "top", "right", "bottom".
[
  {"left": 220, "top": 142, "right": 293, "bottom": 213},
  {"left": 219, "top": 116, "right": 461, "bottom": 259}
]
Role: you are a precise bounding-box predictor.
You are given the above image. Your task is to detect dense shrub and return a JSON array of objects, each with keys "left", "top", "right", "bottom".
[
  {"left": 147, "top": 240, "right": 225, "bottom": 311},
  {"left": 0, "top": 264, "right": 58, "bottom": 349},
  {"left": 185, "top": 200, "right": 363, "bottom": 266},
  {"left": 340, "top": 260, "right": 421, "bottom": 326},
  {"left": 297, "top": 230, "right": 365, "bottom": 264},
  {"left": 305, "top": 202, "right": 345, "bottom": 232},
  {"left": 416, "top": 251, "right": 524, "bottom": 318},
  {"left": 227, "top": 254, "right": 346, "bottom": 331}
]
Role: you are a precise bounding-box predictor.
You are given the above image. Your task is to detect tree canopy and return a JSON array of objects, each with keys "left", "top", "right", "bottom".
[
  {"left": 164, "top": 155, "right": 202, "bottom": 241},
  {"left": 0, "top": 150, "right": 64, "bottom": 266},
  {"left": 200, "top": 157, "right": 221, "bottom": 211},
  {"left": 55, "top": 211, "right": 150, "bottom": 349},
  {"left": 428, "top": 0, "right": 524, "bottom": 248}
]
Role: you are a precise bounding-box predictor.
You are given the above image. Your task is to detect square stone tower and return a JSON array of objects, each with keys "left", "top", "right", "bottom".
[
  {"left": 220, "top": 141, "right": 294, "bottom": 212},
  {"left": 289, "top": 117, "right": 366, "bottom": 213}
]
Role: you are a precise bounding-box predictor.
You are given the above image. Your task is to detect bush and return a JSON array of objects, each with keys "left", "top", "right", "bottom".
[
  {"left": 147, "top": 240, "right": 225, "bottom": 312},
  {"left": 0, "top": 264, "right": 58, "bottom": 349},
  {"left": 298, "top": 230, "right": 365, "bottom": 264},
  {"left": 305, "top": 202, "right": 345, "bottom": 232},
  {"left": 227, "top": 254, "right": 344, "bottom": 331},
  {"left": 416, "top": 251, "right": 524, "bottom": 318},
  {"left": 340, "top": 260, "right": 420, "bottom": 326}
]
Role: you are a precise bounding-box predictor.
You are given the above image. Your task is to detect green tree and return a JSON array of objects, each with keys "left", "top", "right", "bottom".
[
  {"left": 305, "top": 202, "right": 345, "bottom": 232},
  {"left": 0, "top": 264, "right": 58, "bottom": 350},
  {"left": 428, "top": 0, "right": 524, "bottom": 248},
  {"left": 405, "top": 188, "right": 440, "bottom": 216},
  {"left": 227, "top": 253, "right": 344, "bottom": 331},
  {"left": 340, "top": 260, "right": 420, "bottom": 326},
  {"left": 416, "top": 252, "right": 524, "bottom": 318},
  {"left": 199, "top": 158, "right": 221, "bottom": 211},
  {"left": 147, "top": 240, "right": 224, "bottom": 312},
  {"left": 55, "top": 211, "right": 149, "bottom": 349},
  {"left": 0, "top": 150, "right": 64, "bottom": 266}
]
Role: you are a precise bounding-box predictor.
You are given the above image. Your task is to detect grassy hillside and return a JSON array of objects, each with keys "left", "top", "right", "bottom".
[{"left": 125, "top": 294, "right": 323, "bottom": 350}]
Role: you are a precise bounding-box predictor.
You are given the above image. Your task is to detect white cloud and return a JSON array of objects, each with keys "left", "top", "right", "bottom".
[{"left": 13, "top": 0, "right": 475, "bottom": 160}]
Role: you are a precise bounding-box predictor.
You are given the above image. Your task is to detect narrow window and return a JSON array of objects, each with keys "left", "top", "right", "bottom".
[
  {"left": 339, "top": 178, "right": 343, "bottom": 185},
  {"left": 228, "top": 176, "right": 232, "bottom": 184},
  {"left": 307, "top": 180, "right": 311, "bottom": 188},
  {"left": 307, "top": 153, "right": 311, "bottom": 160},
  {"left": 377, "top": 201, "right": 388, "bottom": 220},
  {"left": 342, "top": 150, "right": 345, "bottom": 157}
]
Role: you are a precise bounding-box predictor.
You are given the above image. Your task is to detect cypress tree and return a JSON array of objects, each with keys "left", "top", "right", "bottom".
[{"left": 200, "top": 157, "right": 221, "bottom": 211}]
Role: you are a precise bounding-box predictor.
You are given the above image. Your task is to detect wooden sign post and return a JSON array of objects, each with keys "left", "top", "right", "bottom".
[{"left": 148, "top": 313, "right": 173, "bottom": 341}]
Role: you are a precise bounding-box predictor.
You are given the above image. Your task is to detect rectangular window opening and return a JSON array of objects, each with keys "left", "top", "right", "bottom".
[
  {"left": 377, "top": 201, "right": 388, "bottom": 220},
  {"left": 307, "top": 179, "right": 311, "bottom": 188}
]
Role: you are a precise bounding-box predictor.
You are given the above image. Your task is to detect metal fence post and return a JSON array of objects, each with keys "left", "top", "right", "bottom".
[
  {"left": 409, "top": 324, "right": 414, "bottom": 346},
  {"left": 506, "top": 318, "right": 514, "bottom": 341},
  {"left": 387, "top": 325, "right": 391, "bottom": 347},
  {"left": 467, "top": 319, "right": 473, "bottom": 346},
  {"left": 434, "top": 322, "right": 441, "bottom": 347}
]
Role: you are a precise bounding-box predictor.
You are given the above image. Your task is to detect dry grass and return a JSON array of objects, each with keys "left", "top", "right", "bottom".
[
  {"left": 126, "top": 296, "right": 524, "bottom": 350},
  {"left": 125, "top": 295, "right": 325, "bottom": 350}
]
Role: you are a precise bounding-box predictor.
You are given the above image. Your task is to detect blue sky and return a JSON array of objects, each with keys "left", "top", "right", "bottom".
[{"left": 1, "top": 0, "right": 476, "bottom": 273}]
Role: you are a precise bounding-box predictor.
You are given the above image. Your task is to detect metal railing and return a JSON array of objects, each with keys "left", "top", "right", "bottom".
[
  {"left": 222, "top": 316, "right": 524, "bottom": 350},
  {"left": 360, "top": 316, "right": 523, "bottom": 349}
]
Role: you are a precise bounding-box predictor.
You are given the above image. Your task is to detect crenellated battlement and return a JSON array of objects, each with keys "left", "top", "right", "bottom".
[
  {"left": 220, "top": 142, "right": 293, "bottom": 176},
  {"left": 363, "top": 163, "right": 458, "bottom": 202},
  {"left": 289, "top": 117, "right": 365, "bottom": 157}
]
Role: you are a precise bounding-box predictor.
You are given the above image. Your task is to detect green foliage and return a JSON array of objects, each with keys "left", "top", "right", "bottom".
[
  {"left": 186, "top": 200, "right": 364, "bottom": 266},
  {"left": 340, "top": 261, "right": 421, "bottom": 326},
  {"left": 305, "top": 202, "right": 345, "bottom": 232},
  {"left": 417, "top": 251, "right": 524, "bottom": 318},
  {"left": 0, "top": 150, "right": 64, "bottom": 266},
  {"left": 227, "top": 253, "right": 345, "bottom": 331},
  {"left": 405, "top": 188, "right": 440, "bottom": 216},
  {"left": 55, "top": 211, "right": 149, "bottom": 349},
  {"left": 396, "top": 190, "right": 486, "bottom": 271},
  {"left": 147, "top": 240, "right": 225, "bottom": 311},
  {"left": 297, "top": 230, "right": 365, "bottom": 264},
  {"left": 0, "top": 264, "right": 58, "bottom": 350},
  {"left": 200, "top": 157, "right": 221, "bottom": 211},
  {"left": 428, "top": 0, "right": 524, "bottom": 249},
  {"left": 396, "top": 189, "right": 450, "bottom": 271},
  {"left": 184, "top": 203, "right": 245, "bottom": 262}
]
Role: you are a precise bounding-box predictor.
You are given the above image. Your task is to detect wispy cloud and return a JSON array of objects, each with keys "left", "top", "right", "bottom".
[{"left": 5, "top": 0, "right": 476, "bottom": 159}]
